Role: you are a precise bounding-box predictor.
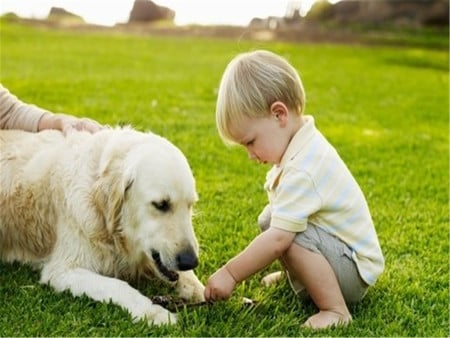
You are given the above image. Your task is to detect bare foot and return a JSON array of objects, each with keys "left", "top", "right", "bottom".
[
  {"left": 261, "top": 271, "right": 306, "bottom": 295},
  {"left": 261, "top": 271, "right": 284, "bottom": 287},
  {"left": 302, "top": 310, "right": 352, "bottom": 329}
]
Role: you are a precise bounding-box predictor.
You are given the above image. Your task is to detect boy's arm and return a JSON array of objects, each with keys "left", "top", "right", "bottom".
[
  {"left": 204, "top": 227, "right": 295, "bottom": 301},
  {"left": 226, "top": 227, "right": 295, "bottom": 282}
]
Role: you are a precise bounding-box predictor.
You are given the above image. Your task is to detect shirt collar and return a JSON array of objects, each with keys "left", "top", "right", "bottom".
[
  {"left": 265, "top": 115, "right": 315, "bottom": 191},
  {"left": 278, "top": 115, "right": 315, "bottom": 168}
]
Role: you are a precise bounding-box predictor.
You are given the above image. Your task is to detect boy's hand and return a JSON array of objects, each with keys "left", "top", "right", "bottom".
[{"left": 204, "top": 266, "right": 237, "bottom": 301}]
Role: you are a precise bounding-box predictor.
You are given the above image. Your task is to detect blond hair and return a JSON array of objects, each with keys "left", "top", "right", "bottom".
[{"left": 216, "top": 50, "right": 306, "bottom": 145}]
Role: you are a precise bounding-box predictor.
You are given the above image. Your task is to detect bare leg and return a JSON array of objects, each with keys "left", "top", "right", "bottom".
[{"left": 283, "top": 244, "right": 352, "bottom": 329}]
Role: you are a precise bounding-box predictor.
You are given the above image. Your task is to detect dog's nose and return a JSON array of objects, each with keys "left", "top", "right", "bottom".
[{"left": 176, "top": 249, "right": 198, "bottom": 271}]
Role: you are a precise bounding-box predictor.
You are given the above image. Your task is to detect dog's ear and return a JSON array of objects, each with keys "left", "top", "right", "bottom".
[{"left": 92, "top": 157, "right": 134, "bottom": 235}]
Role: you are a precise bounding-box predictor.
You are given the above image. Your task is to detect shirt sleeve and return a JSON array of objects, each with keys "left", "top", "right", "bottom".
[
  {"left": 0, "top": 84, "right": 51, "bottom": 132},
  {"left": 270, "top": 168, "right": 322, "bottom": 233}
]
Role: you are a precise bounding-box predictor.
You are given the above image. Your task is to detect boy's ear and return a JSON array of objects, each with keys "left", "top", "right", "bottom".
[{"left": 270, "top": 101, "right": 289, "bottom": 126}]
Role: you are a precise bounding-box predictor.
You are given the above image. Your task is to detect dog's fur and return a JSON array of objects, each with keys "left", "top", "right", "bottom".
[{"left": 0, "top": 127, "right": 205, "bottom": 326}]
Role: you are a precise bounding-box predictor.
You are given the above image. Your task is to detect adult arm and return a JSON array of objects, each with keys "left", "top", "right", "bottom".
[
  {"left": 0, "top": 84, "right": 50, "bottom": 132},
  {"left": 0, "top": 84, "right": 102, "bottom": 134}
]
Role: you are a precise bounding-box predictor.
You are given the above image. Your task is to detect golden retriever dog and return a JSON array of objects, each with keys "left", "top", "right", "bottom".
[{"left": 0, "top": 127, "right": 205, "bottom": 326}]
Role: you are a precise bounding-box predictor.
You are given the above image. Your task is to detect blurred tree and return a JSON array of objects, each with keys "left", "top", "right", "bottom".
[
  {"left": 128, "top": 0, "right": 175, "bottom": 23},
  {"left": 47, "top": 7, "right": 85, "bottom": 24},
  {"left": 305, "top": 0, "right": 449, "bottom": 27},
  {"left": 286, "top": 0, "right": 302, "bottom": 19}
]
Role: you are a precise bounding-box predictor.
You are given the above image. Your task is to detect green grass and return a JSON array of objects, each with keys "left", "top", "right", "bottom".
[{"left": 0, "top": 20, "right": 448, "bottom": 336}]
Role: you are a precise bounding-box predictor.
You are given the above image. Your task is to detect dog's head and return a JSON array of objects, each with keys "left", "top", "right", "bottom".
[{"left": 93, "top": 130, "right": 199, "bottom": 282}]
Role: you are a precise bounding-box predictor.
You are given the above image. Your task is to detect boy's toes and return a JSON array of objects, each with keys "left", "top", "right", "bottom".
[{"left": 302, "top": 310, "right": 352, "bottom": 330}]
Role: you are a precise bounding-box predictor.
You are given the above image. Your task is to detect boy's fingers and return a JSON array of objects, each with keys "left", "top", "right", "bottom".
[{"left": 204, "top": 285, "right": 212, "bottom": 301}]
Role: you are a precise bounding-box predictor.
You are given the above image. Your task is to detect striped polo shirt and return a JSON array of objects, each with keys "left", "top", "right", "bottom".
[{"left": 265, "top": 115, "right": 384, "bottom": 285}]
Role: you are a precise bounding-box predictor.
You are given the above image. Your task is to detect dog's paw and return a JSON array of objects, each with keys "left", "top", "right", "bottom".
[
  {"left": 132, "top": 303, "right": 177, "bottom": 326},
  {"left": 177, "top": 281, "right": 205, "bottom": 302},
  {"left": 176, "top": 271, "right": 205, "bottom": 302},
  {"left": 147, "top": 305, "right": 177, "bottom": 326}
]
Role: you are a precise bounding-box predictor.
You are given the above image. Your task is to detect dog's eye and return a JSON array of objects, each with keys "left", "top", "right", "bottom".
[{"left": 152, "top": 199, "right": 171, "bottom": 212}]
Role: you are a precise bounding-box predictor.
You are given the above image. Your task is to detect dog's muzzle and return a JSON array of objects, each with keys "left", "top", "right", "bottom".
[
  {"left": 151, "top": 250, "right": 179, "bottom": 282},
  {"left": 176, "top": 249, "right": 198, "bottom": 271},
  {"left": 151, "top": 248, "right": 198, "bottom": 282}
]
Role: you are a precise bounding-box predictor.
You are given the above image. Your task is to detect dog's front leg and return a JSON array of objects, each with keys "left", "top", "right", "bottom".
[
  {"left": 41, "top": 267, "right": 176, "bottom": 326},
  {"left": 176, "top": 270, "right": 205, "bottom": 302}
]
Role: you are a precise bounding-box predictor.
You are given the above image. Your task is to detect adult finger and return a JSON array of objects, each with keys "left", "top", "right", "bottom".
[{"left": 78, "top": 119, "right": 102, "bottom": 133}]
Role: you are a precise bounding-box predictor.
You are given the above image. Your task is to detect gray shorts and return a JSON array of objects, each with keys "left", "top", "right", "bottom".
[{"left": 292, "top": 225, "right": 368, "bottom": 304}]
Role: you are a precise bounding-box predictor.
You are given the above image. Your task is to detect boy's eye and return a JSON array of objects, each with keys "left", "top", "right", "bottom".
[{"left": 246, "top": 140, "right": 254, "bottom": 146}]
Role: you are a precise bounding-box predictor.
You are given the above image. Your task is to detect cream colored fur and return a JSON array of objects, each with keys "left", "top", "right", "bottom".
[{"left": 0, "top": 127, "right": 205, "bottom": 326}]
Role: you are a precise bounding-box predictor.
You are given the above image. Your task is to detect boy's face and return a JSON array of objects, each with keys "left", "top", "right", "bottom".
[{"left": 231, "top": 113, "right": 291, "bottom": 165}]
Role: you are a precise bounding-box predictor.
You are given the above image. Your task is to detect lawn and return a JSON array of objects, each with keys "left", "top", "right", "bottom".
[{"left": 0, "top": 19, "right": 448, "bottom": 337}]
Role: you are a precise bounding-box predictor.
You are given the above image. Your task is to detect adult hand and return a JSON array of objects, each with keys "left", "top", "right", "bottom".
[
  {"left": 60, "top": 115, "right": 103, "bottom": 135},
  {"left": 39, "top": 113, "right": 103, "bottom": 135}
]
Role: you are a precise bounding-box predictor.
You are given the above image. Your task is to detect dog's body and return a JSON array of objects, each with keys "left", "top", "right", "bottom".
[{"left": 0, "top": 127, "right": 204, "bottom": 325}]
